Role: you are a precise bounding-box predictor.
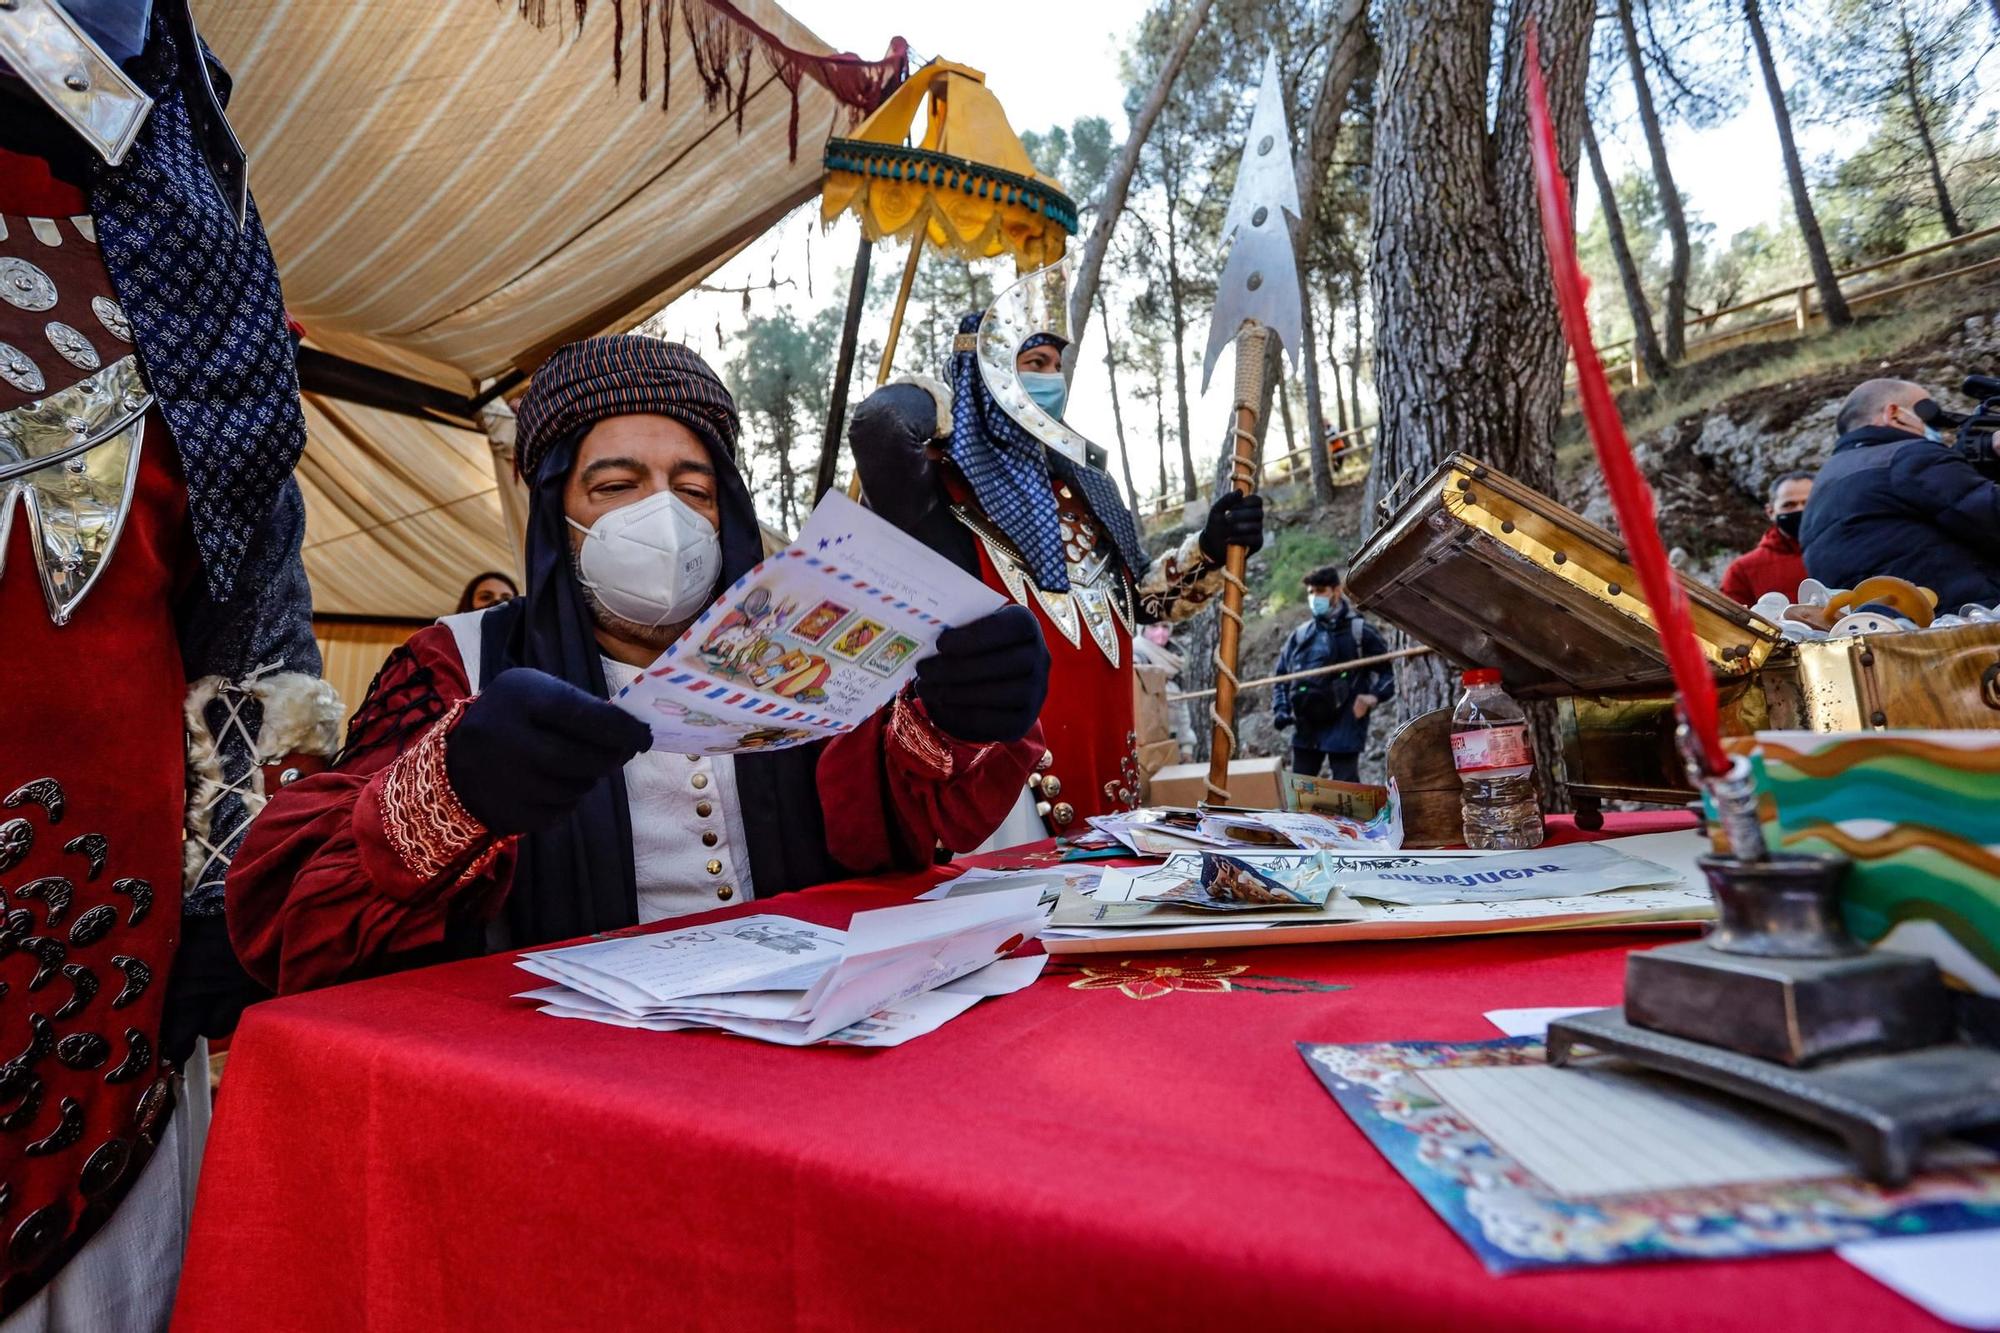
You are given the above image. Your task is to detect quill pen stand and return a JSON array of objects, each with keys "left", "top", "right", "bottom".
[{"left": 1548, "top": 736, "right": 2000, "bottom": 1185}]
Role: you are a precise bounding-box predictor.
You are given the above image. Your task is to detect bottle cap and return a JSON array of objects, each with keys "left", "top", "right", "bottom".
[{"left": 1462, "top": 667, "right": 1502, "bottom": 686}]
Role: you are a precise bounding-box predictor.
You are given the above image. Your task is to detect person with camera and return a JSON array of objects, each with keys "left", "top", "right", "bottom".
[
  {"left": 1271, "top": 567, "right": 1395, "bottom": 782},
  {"left": 1802, "top": 377, "right": 2000, "bottom": 612}
]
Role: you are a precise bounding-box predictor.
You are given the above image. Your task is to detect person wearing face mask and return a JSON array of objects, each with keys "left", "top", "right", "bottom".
[
  {"left": 1801, "top": 377, "right": 2000, "bottom": 613},
  {"left": 227, "top": 336, "right": 1050, "bottom": 996},
  {"left": 1720, "top": 470, "right": 1814, "bottom": 606},
  {"left": 847, "top": 277, "right": 1263, "bottom": 843},
  {"left": 1270, "top": 567, "right": 1394, "bottom": 783}
]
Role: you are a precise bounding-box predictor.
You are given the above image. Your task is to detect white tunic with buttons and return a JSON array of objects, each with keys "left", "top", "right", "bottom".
[
  {"left": 602, "top": 657, "right": 755, "bottom": 921},
  {"left": 440, "top": 611, "right": 755, "bottom": 922}
]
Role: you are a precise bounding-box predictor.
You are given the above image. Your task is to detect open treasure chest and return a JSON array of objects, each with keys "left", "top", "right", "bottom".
[{"left": 1345, "top": 453, "right": 2000, "bottom": 826}]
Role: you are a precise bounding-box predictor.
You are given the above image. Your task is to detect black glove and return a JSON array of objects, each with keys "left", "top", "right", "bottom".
[
  {"left": 848, "top": 383, "right": 944, "bottom": 530},
  {"left": 1198, "top": 491, "right": 1265, "bottom": 565},
  {"left": 913, "top": 605, "right": 1050, "bottom": 744},
  {"left": 445, "top": 668, "right": 654, "bottom": 836},
  {"left": 1274, "top": 716, "right": 1293, "bottom": 731}
]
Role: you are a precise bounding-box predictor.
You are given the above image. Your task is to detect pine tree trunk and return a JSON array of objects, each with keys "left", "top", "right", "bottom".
[
  {"left": 1367, "top": 0, "right": 1594, "bottom": 789},
  {"left": 1066, "top": 0, "right": 1218, "bottom": 349},
  {"left": 1165, "top": 182, "right": 1197, "bottom": 503},
  {"left": 1347, "top": 280, "right": 1364, "bottom": 435},
  {"left": 1745, "top": 0, "right": 1852, "bottom": 326},
  {"left": 1899, "top": 15, "right": 1964, "bottom": 236},
  {"left": 1293, "top": 0, "right": 1371, "bottom": 510},
  {"left": 1153, "top": 361, "right": 1170, "bottom": 500},
  {"left": 1616, "top": 0, "right": 1692, "bottom": 362},
  {"left": 1097, "top": 290, "right": 1148, "bottom": 534},
  {"left": 1582, "top": 116, "right": 1672, "bottom": 384}
]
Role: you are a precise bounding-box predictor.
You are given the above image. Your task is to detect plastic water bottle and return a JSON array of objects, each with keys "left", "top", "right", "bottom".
[{"left": 1449, "top": 668, "right": 1545, "bottom": 850}]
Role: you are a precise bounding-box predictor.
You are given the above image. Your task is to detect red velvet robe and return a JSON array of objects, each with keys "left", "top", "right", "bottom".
[{"left": 227, "top": 625, "right": 1039, "bottom": 995}]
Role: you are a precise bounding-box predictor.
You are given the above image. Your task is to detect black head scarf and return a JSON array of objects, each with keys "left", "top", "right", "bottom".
[{"left": 469, "top": 336, "right": 847, "bottom": 951}]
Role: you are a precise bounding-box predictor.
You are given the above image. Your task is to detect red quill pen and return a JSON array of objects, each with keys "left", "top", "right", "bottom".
[{"left": 1523, "top": 31, "right": 1727, "bottom": 777}]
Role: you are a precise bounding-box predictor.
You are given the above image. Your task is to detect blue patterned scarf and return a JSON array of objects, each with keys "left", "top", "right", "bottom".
[
  {"left": 90, "top": 9, "right": 307, "bottom": 601},
  {"left": 945, "top": 312, "right": 1148, "bottom": 593}
]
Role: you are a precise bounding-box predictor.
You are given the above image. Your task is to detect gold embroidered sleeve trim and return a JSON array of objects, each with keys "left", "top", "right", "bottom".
[
  {"left": 888, "top": 690, "right": 961, "bottom": 781},
  {"left": 378, "top": 698, "right": 489, "bottom": 882}
]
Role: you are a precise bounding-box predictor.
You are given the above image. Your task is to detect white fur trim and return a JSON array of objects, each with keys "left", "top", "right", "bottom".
[
  {"left": 182, "top": 670, "right": 345, "bottom": 890},
  {"left": 891, "top": 373, "right": 954, "bottom": 438}
]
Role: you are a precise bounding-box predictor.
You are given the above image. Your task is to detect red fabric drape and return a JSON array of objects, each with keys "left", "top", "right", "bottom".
[{"left": 179, "top": 813, "right": 1942, "bottom": 1331}]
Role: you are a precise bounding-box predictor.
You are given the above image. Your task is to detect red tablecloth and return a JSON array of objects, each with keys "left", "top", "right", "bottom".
[{"left": 172, "top": 814, "right": 1942, "bottom": 1331}]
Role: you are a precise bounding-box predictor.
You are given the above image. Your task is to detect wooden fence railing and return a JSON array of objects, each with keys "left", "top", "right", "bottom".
[
  {"left": 1586, "top": 222, "right": 2000, "bottom": 386},
  {"left": 1134, "top": 223, "right": 1999, "bottom": 523}
]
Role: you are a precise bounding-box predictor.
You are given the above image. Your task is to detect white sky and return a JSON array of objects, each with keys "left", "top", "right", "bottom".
[{"left": 648, "top": 3, "right": 1952, "bottom": 515}]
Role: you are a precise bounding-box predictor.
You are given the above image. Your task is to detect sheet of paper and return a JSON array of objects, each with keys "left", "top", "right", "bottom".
[
  {"left": 1838, "top": 1232, "right": 2000, "bottom": 1329},
  {"left": 1483, "top": 1006, "right": 1598, "bottom": 1037},
  {"left": 916, "top": 866, "right": 1104, "bottom": 905},
  {"left": 1339, "top": 842, "right": 1679, "bottom": 906},
  {"left": 515, "top": 915, "right": 846, "bottom": 1010},
  {"left": 794, "top": 887, "right": 1049, "bottom": 1039},
  {"left": 611, "top": 490, "right": 1005, "bottom": 755},
  {"left": 1421, "top": 1063, "right": 1992, "bottom": 1197}
]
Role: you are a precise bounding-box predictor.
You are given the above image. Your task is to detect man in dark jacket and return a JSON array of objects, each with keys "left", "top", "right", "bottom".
[
  {"left": 1271, "top": 566, "right": 1395, "bottom": 782},
  {"left": 1802, "top": 378, "right": 2000, "bottom": 612},
  {"left": 1720, "top": 470, "right": 1812, "bottom": 605}
]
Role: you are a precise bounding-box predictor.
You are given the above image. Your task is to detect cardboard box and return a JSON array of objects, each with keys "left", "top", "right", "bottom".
[{"left": 1149, "top": 757, "right": 1286, "bottom": 810}]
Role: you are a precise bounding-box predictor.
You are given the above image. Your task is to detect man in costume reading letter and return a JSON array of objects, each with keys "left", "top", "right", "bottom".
[{"left": 230, "top": 336, "right": 1049, "bottom": 995}]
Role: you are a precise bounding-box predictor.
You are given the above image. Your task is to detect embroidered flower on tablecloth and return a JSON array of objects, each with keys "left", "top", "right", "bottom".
[{"left": 1066, "top": 957, "right": 1248, "bottom": 1000}]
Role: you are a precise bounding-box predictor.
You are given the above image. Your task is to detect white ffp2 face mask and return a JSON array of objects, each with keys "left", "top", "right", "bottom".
[{"left": 567, "top": 489, "right": 722, "bottom": 628}]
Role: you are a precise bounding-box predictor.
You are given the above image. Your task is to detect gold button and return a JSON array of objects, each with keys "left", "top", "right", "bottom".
[
  {"left": 716, "top": 885, "right": 734, "bottom": 901},
  {"left": 691, "top": 773, "right": 709, "bottom": 790},
  {"left": 1051, "top": 801, "right": 1075, "bottom": 827},
  {"left": 1035, "top": 750, "right": 1054, "bottom": 772},
  {"left": 1042, "top": 775, "right": 1062, "bottom": 798},
  {"left": 702, "top": 831, "right": 719, "bottom": 847},
  {"left": 695, "top": 800, "right": 713, "bottom": 818},
  {"left": 706, "top": 858, "right": 723, "bottom": 875}
]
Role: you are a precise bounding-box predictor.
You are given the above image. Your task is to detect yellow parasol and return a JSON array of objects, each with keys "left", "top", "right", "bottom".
[{"left": 820, "top": 61, "right": 1078, "bottom": 387}]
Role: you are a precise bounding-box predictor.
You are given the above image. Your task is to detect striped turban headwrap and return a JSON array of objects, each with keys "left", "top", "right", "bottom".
[{"left": 514, "top": 335, "right": 741, "bottom": 482}]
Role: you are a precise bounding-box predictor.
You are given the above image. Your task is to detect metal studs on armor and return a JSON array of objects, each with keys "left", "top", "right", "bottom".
[
  {"left": 1051, "top": 802, "right": 1075, "bottom": 827},
  {"left": 109, "top": 955, "right": 150, "bottom": 1008},
  {"left": 0, "top": 342, "right": 43, "bottom": 392},
  {"left": 133, "top": 1078, "right": 173, "bottom": 1146},
  {"left": 110, "top": 877, "right": 151, "bottom": 926},
  {"left": 90, "top": 296, "right": 131, "bottom": 342},
  {"left": 55, "top": 1032, "right": 108, "bottom": 1071},
  {"left": 1041, "top": 775, "right": 1062, "bottom": 798},
  {"left": 8, "top": 1203, "right": 67, "bottom": 1267},
  {"left": 0, "top": 1078, "right": 44, "bottom": 1133},
  {"left": 61, "top": 833, "right": 107, "bottom": 881},
  {"left": 0, "top": 819, "right": 30, "bottom": 875},
  {"left": 0, "top": 258, "right": 57, "bottom": 312},
  {"left": 67, "top": 904, "right": 115, "bottom": 948},
  {"left": 21, "top": 937, "right": 64, "bottom": 990},
  {"left": 79, "top": 1140, "right": 131, "bottom": 1198},
  {"left": 53, "top": 964, "right": 97, "bottom": 1021},
  {"left": 104, "top": 1028, "right": 151, "bottom": 1085},
  {"left": 15, "top": 877, "right": 73, "bottom": 927},
  {"left": 4, "top": 779, "right": 64, "bottom": 823},
  {"left": 24, "top": 1096, "right": 85, "bottom": 1156},
  {"left": 44, "top": 321, "right": 100, "bottom": 371}
]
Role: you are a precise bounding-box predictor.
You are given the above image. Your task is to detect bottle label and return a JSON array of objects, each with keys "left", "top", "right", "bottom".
[{"left": 1451, "top": 723, "right": 1532, "bottom": 773}]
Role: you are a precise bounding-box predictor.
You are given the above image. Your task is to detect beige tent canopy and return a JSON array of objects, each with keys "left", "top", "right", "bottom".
[{"left": 195, "top": 1, "right": 904, "bottom": 706}]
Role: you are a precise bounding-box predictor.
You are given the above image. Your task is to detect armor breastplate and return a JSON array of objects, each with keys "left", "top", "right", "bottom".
[
  {"left": 0, "top": 213, "right": 150, "bottom": 626},
  {"left": 951, "top": 482, "right": 1135, "bottom": 669}
]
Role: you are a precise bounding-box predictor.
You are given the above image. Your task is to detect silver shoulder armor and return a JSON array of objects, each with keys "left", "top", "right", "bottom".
[{"left": 0, "top": 0, "right": 153, "bottom": 167}]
